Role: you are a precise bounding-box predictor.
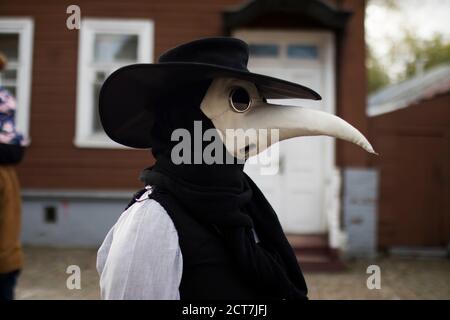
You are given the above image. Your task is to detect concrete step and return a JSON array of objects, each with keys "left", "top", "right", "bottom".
[{"left": 287, "top": 234, "right": 345, "bottom": 272}]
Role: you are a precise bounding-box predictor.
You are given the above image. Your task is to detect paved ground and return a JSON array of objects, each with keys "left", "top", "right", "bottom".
[{"left": 15, "top": 246, "right": 450, "bottom": 300}]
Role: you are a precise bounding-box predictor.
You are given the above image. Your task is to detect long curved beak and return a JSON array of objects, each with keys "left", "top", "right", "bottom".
[
  {"left": 205, "top": 100, "right": 377, "bottom": 160},
  {"left": 246, "top": 101, "right": 376, "bottom": 154}
]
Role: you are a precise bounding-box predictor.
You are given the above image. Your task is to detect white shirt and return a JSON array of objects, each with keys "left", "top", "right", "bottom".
[
  {"left": 97, "top": 190, "right": 183, "bottom": 299},
  {"left": 97, "top": 188, "right": 260, "bottom": 300}
]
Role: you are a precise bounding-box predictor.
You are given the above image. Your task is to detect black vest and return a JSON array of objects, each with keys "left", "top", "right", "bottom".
[{"left": 147, "top": 188, "right": 268, "bottom": 299}]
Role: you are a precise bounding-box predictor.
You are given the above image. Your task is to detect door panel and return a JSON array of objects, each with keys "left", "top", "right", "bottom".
[{"left": 236, "top": 31, "right": 335, "bottom": 234}]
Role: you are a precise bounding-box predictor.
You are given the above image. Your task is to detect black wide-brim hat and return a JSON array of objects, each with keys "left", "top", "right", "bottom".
[{"left": 99, "top": 37, "right": 321, "bottom": 149}]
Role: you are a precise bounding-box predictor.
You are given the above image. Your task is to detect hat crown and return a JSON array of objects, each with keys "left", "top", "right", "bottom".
[{"left": 158, "top": 37, "right": 249, "bottom": 71}]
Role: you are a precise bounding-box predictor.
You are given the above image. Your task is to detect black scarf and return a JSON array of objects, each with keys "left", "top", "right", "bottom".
[{"left": 140, "top": 155, "right": 308, "bottom": 300}]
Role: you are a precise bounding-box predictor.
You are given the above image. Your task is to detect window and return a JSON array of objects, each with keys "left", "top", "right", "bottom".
[
  {"left": 0, "top": 18, "right": 34, "bottom": 142},
  {"left": 287, "top": 44, "right": 319, "bottom": 59},
  {"left": 248, "top": 44, "right": 279, "bottom": 57},
  {"left": 248, "top": 42, "right": 319, "bottom": 61},
  {"left": 75, "top": 19, "right": 153, "bottom": 148}
]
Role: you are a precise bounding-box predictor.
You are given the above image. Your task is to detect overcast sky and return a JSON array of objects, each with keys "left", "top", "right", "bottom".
[{"left": 365, "top": 0, "right": 450, "bottom": 77}]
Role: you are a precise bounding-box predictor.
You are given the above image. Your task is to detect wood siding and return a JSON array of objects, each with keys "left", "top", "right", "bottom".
[
  {"left": 336, "top": 0, "right": 370, "bottom": 167},
  {"left": 0, "top": 0, "right": 368, "bottom": 190},
  {"left": 369, "top": 92, "right": 450, "bottom": 248}
]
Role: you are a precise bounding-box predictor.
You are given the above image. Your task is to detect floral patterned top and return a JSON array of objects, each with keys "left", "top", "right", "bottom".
[{"left": 0, "top": 86, "right": 26, "bottom": 146}]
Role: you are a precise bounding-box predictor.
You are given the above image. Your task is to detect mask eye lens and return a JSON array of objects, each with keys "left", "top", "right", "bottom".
[{"left": 229, "top": 87, "right": 251, "bottom": 113}]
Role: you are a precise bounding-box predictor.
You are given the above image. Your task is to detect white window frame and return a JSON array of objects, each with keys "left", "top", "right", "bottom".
[
  {"left": 0, "top": 18, "right": 34, "bottom": 143},
  {"left": 75, "top": 18, "right": 154, "bottom": 149}
]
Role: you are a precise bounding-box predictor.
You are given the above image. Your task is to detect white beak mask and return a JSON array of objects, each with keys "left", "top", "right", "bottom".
[{"left": 200, "top": 77, "right": 376, "bottom": 160}]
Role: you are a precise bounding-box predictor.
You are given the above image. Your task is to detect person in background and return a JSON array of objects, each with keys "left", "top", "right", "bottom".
[{"left": 0, "top": 52, "right": 27, "bottom": 300}]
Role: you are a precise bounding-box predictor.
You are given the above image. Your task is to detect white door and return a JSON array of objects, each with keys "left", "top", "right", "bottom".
[{"left": 234, "top": 30, "right": 336, "bottom": 234}]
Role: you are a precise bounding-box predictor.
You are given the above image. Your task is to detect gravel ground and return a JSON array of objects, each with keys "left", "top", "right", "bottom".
[{"left": 15, "top": 246, "right": 450, "bottom": 300}]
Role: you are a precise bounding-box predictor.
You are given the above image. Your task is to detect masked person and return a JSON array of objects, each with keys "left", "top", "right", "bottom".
[
  {"left": 96, "top": 38, "right": 375, "bottom": 300},
  {"left": 0, "top": 52, "right": 27, "bottom": 300}
]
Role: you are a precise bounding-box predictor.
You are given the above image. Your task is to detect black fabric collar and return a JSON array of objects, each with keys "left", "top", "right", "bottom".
[{"left": 140, "top": 164, "right": 253, "bottom": 228}]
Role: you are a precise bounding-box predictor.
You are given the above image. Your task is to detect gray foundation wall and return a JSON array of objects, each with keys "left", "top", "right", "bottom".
[
  {"left": 21, "top": 190, "right": 134, "bottom": 248},
  {"left": 343, "top": 168, "right": 379, "bottom": 258}
]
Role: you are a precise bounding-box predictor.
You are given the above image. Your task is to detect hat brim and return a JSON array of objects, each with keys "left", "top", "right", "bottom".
[{"left": 99, "top": 62, "right": 322, "bottom": 149}]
